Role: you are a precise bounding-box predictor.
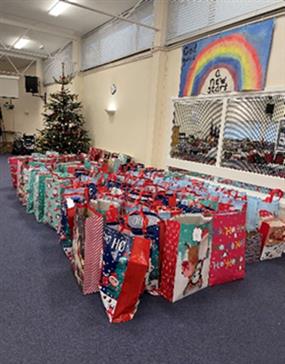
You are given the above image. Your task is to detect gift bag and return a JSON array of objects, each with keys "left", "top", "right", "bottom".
[
  {"left": 126, "top": 211, "right": 161, "bottom": 295},
  {"left": 246, "top": 190, "right": 283, "bottom": 232},
  {"left": 8, "top": 156, "right": 19, "bottom": 188},
  {"left": 159, "top": 214, "right": 212, "bottom": 303},
  {"left": 16, "top": 157, "right": 30, "bottom": 205},
  {"left": 26, "top": 168, "right": 46, "bottom": 214},
  {"left": 72, "top": 205, "right": 104, "bottom": 294},
  {"left": 100, "top": 225, "right": 151, "bottom": 323},
  {"left": 209, "top": 211, "right": 246, "bottom": 286},
  {"left": 33, "top": 172, "right": 52, "bottom": 223},
  {"left": 245, "top": 230, "right": 262, "bottom": 264},
  {"left": 260, "top": 219, "right": 285, "bottom": 261},
  {"left": 44, "top": 174, "right": 74, "bottom": 230}
]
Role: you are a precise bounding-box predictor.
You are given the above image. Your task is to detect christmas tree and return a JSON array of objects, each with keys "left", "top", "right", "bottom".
[{"left": 36, "top": 63, "right": 90, "bottom": 154}]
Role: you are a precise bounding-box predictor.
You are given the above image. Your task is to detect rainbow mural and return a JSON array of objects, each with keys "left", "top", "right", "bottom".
[{"left": 179, "top": 19, "right": 274, "bottom": 96}]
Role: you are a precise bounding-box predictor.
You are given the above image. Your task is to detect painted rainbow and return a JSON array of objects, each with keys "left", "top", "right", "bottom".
[{"left": 182, "top": 34, "right": 263, "bottom": 96}]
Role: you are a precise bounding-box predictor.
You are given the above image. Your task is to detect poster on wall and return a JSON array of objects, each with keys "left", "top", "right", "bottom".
[{"left": 179, "top": 19, "right": 274, "bottom": 96}]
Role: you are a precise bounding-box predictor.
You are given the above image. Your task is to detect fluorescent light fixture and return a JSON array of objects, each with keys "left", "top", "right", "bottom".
[
  {"left": 14, "top": 38, "right": 29, "bottom": 49},
  {"left": 48, "top": 1, "right": 69, "bottom": 16}
]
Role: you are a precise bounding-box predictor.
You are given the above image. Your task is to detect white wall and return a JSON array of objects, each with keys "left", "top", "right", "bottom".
[{"left": 82, "top": 57, "right": 153, "bottom": 162}]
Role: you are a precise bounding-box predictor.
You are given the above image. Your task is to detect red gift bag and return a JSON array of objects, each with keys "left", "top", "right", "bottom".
[
  {"left": 209, "top": 211, "right": 246, "bottom": 286},
  {"left": 8, "top": 156, "right": 19, "bottom": 188},
  {"left": 260, "top": 218, "right": 285, "bottom": 260},
  {"left": 100, "top": 225, "right": 151, "bottom": 323}
]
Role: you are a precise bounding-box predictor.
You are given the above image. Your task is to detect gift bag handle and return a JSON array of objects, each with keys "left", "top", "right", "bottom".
[
  {"left": 263, "top": 189, "right": 284, "bottom": 203},
  {"left": 124, "top": 209, "right": 149, "bottom": 234}
]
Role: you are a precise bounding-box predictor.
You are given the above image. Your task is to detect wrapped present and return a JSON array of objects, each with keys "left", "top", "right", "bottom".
[
  {"left": 209, "top": 211, "right": 246, "bottom": 286},
  {"left": 245, "top": 230, "right": 262, "bottom": 264},
  {"left": 260, "top": 218, "right": 285, "bottom": 260},
  {"left": 100, "top": 225, "right": 151, "bottom": 323},
  {"left": 159, "top": 214, "right": 212, "bottom": 303},
  {"left": 71, "top": 204, "right": 104, "bottom": 294}
]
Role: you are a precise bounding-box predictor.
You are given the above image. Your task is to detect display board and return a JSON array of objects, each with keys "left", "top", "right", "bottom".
[
  {"left": 221, "top": 96, "right": 284, "bottom": 177},
  {"left": 179, "top": 19, "right": 274, "bottom": 96},
  {"left": 0, "top": 75, "right": 19, "bottom": 98},
  {"left": 169, "top": 92, "right": 285, "bottom": 190}
]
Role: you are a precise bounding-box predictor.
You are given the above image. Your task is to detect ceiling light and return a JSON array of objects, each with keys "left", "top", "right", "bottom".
[
  {"left": 14, "top": 38, "right": 29, "bottom": 49},
  {"left": 48, "top": 1, "right": 69, "bottom": 16}
]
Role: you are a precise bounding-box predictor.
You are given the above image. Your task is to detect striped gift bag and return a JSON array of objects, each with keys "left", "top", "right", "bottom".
[
  {"left": 72, "top": 205, "right": 104, "bottom": 295},
  {"left": 83, "top": 213, "right": 104, "bottom": 294}
]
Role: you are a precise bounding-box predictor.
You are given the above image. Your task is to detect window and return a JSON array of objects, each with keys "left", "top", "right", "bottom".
[
  {"left": 81, "top": 0, "right": 155, "bottom": 70},
  {"left": 166, "top": 0, "right": 283, "bottom": 45},
  {"left": 43, "top": 42, "right": 73, "bottom": 85}
]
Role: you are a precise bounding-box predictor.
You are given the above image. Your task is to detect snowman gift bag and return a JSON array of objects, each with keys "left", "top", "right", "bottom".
[
  {"left": 159, "top": 214, "right": 212, "bottom": 303},
  {"left": 100, "top": 225, "right": 151, "bottom": 323}
]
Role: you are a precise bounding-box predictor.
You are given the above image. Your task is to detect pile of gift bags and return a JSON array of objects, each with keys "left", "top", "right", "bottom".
[{"left": 8, "top": 147, "right": 285, "bottom": 323}]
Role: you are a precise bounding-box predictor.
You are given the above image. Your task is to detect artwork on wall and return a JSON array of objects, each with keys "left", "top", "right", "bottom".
[
  {"left": 170, "top": 99, "right": 223, "bottom": 165},
  {"left": 221, "top": 96, "right": 285, "bottom": 178},
  {"left": 179, "top": 19, "right": 274, "bottom": 96},
  {"left": 170, "top": 94, "right": 285, "bottom": 179}
]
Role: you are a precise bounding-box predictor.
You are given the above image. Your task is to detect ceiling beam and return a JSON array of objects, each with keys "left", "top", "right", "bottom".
[
  {"left": 60, "top": 0, "right": 160, "bottom": 32},
  {"left": 0, "top": 17, "right": 79, "bottom": 40},
  {"left": 0, "top": 47, "right": 46, "bottom": 60}
]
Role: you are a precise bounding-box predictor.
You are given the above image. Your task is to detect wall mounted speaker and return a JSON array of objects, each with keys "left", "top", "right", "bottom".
[
  {"left": 265, "top": 103, "right": 275, "bottom": 115},
  {"left": 25, "top": 76, "right": 39, "bottom": 94}
]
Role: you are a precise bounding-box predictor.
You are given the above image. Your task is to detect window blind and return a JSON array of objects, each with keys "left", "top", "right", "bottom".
[
  {"left": 81, "top": 0, "right": 155, "bottom": 71},
  {"left": 43, "top": 42, "right": 73, "bottom": 85},
  {"left": 166, "top": 0, "right": 284, "bottom": 45}
]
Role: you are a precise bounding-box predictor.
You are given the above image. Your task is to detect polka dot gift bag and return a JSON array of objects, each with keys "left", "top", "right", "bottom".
[
  {"left": 208, "top": 211, "right": 246, "bottom": 286},
  {"left": 159, "top": 214, "right": 212, "bottom": 303}
]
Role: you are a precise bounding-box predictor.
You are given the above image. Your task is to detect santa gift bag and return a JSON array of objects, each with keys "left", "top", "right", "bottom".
[
  {"left": 209, "top": 211, "right": 246, "bottom": 286},
  {"left": 72, "top": 205, "right": 104, "bottom": 294},
  {"left": 100, "top": 225, "right": 151, "bottom": 323},
  {"left": 260, "top": 218, "right": 285, "bottom": 261},
  {"left": 159, "top": 214, "right": 212, "bottom": 303}
]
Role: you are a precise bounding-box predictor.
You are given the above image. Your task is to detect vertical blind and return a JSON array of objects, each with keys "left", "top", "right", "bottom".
[
  {"left": 166, "top": 0, "right": 284, "bottom": 44},
  {"left": 43, "top": 42, "right": 73, "bottom": 85},
  {"left": 81, "top": 0, "right": 155, "bottom": 71}
]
